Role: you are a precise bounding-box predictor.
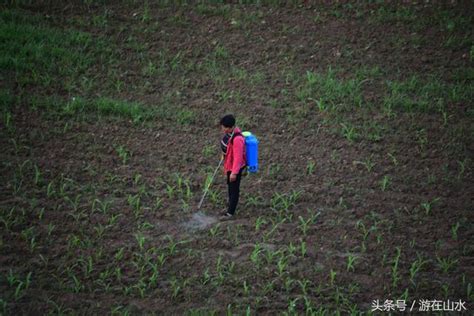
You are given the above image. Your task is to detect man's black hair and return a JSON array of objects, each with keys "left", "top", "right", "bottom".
[{"left": 220, "top": 114, "right": 235, "bottom": 128}]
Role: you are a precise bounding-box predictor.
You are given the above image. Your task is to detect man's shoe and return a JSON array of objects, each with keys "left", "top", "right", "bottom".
[{"left": 220, "top": 212, "right": 233, "bottom": 220}]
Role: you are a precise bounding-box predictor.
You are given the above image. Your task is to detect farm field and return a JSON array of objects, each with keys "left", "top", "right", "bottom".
[{"left": 0, "top": 1, "right": 473, "bottom": 314}]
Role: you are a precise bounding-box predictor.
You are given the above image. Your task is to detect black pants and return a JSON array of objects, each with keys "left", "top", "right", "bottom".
[{"left": 226, "top": 169, "right": 243, "bottom": 215}]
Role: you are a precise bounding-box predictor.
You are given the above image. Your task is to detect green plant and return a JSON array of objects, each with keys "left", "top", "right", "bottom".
[
  {"left": 267, "top": 163, "right": 281, "bottom": 177},
  {"left": 116, "top": 145, "right": 131, "bottom": 164},
  {"left": 346, "top": 254, "right": 357, "bottom": 272},
  {"left": 255, "top": 217, "right": 267, "bottom": 231},
  {"left": 243, "top": 280, "right": 250, "bottom": 296},
  {"left": 271, "top": 190, "right": 301, "bottom": 220},
  {"left": 420, "top": 197, "right": 440, "bottom": 215},
  {"left": 170, "top": 278, "right": 182, "bottom": 299},
  {"left": 391, "top": 247, "right": 402, "bottom": 288},
  {"left": 451, "top": 221, "right": 460, "bottom": 240},
  {"left": 7, "top": 270, "right": 32, "bottom": 301},
  {"left": 176, "top": 109, "right": 194, "bottom": 125},
  {"left": 306, "top": 160, "right": 316, "bottom": 175},
  {"left": 380, "top": 175, "right": 390, "bottom": 191},
  {"left": 409, "top": 254, "right": 429, "bottom": 286},
  {"left": 246, "top": 194, "right": 263, "bottom": 208},
  {"left": 276, "top": 255, "right": 288, "bottom": 277},
  {"left": 354, "top": 155, "right": 375, "bottom": 172},
  {"left": 329, "top": 269, "right": 336, "bottom": 286},
  {"left": 127, "top": 193, "right": 142, "bottom": 218},
  {"left": 209, "top": 223, "right": 221, "bottom": 238},
  {"left": 165, "top": 183, "right": 175, "bottom": 199},
  {"left": 436, "top": 255, "right": 458, "bottom": 273},
  {"left": 457, "top": 158, "right": 468, "bottom": 180},
  {"left": 341, "top": 122, "right": 358, "bottom": 142},
  {"left": 202, "top": 144, "right": 215, "bottom": 158},
  {"left": 300, "top": 240, "right": 307, "bottom": 258},
  {"left": 298, "top": 212, "right": 319, "bottom": 236}
]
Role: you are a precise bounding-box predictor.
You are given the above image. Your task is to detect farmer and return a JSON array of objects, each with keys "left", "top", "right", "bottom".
[{"left": 220, "top": 114, "right": 246, "bottom": 219}]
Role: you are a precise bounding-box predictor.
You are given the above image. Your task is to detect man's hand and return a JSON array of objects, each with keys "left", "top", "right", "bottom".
[{"left": 229, "top": 173, "right": 237, "bottom": 182}]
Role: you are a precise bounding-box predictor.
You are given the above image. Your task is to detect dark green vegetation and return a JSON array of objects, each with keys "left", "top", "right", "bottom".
[{"left": 1, "top": 1, "right": 473, "bottom": 314}]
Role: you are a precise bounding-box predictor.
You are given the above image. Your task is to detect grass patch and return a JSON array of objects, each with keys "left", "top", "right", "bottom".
[
  {"left": 296, "top": 67, "right": 365, "bottom": 113},
  {"left": 0, "top": 9, "right": 115, "bottom": 91},
  {"left": 383, "top": 75, "right": 474, "bottom": 114},
  {"left": 28, "top": 95, "right": 154, "bottom": 123}
]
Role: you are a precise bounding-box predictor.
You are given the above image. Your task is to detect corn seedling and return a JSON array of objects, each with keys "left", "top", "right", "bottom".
[
  {"left": 201, "top": 144, "right": 215, "bottom": 158},
  {"left": 415, "top": 128, "right": 428, "bottom": 154},
  {"left": 114, "top": 248, "right": 125, "bottom": 262},
  {"left": 208, "top": 223, "right": 220, "bottom": 238},
  {"left": 329, "top": 269, "right": 337, "bottom": 286},
  {"left": 115, "top": 145, "right": 130, "bottom": 164},
  {"left": 33, "top": 164, "right": 42, "bottom": 185},
  {"left": 287, "top": 242, "right": 297, "bottom": 256},
  {"left": 306, "top": 160, "right": 316, "bottom": 175},
  {"left": 264, "top": 248, "right": 282, "bottom": 265},
  {"left": 246, "top": 194, "right": 263, "bottom": 208},
  {"left": 94, "top": 224, "right": 107, "bottom": 239},
  {"left": 298, "top": 279, "right": 311, "bottom": 296},
  {"left": 127, "top": 194, "right": 141, "bottom": 218},
  {"left": 79, "top": 256, "right": 94, "bottom": 278},
  {"left": 153, "top": 196, "right": 163, "bottom": 210},
  {"left": 436, "top": 255, "right": 458, "bottom": 273},
  {"left": 341, "top": 123, "right": 357, "bottom": 142},
  {"left": 38, "top": 207, "right": 45, "bottom": 220},
  {"left": 46, "top": 181, "right": 55, "bottom": 198},
  {"left": 255, "top": 216, "right": 267, "bottom": 231},
  {"left": 409, "top": 254, "right": 428, "bottom": 286},
  {"left": 135, "top": 233, "right": 146, "bottom": 251},
  {"left": 65, "top": 195, "right": 82, "bottom": 213},
  {"left": 276, "top": 256, "right": 288, "bottom": 277},
  {"left": 8, "top": 271, "right": 32, "bottom": 301},
  {"left": 387, "top": 152, "right": 398, "bottom": 166},
  {"left": 346, "top": 254, "right": 357, "bottom": 272},
  {"left": 242, "top": 280, "right": 250, "bottom": 296},
  {"left": 300, "top": 240, "right": 307, "bottom": 257},
  {"left": 467, "top": 283, "right": 473, "bottom": 300},
  {"left": 48, "top": 223, "right": 56, "bottom": 237},
  {"left": 361, "top": 155, "right": 376, "bottom": 172},
  {"left": 380, "top": 175, "right": 390, "bottom": 191},
  {"left": 264, "top": 218, "right": 286, "bottom": 240},
  {"left": 208, "top": 189, "right": 221, "bottom": 206},
  {"left": 298, "top": 212, "right": 320, "bottom": 236},
  {"left": 165, "top": 235, "right": 187, "bottom": 256},
  {"left": 391, "top": 247, "right": 401, "bottom": 288},
  {"left": 133, "top": 173, "right": 142, "bottom": 186},
  {"left": 451, "top": 221, "right": 460, "bottom": 240},
  {"left": 28, "top": 236, "right": 37, "bottom": 253},
  {"left": 420, "top": 197, "right": 440, "bottom": 215},
  {"left": 356, "top": 220, "right": 372, "bottom": 243},
  {"left": 268, "top": 163, "right": 281, "bottom": 178},
  {"left": 457, "top": 159, "right": 467, "bottom": 179},
  {"left": 58, "top": 176, "right": 75, "bottom": 196},
  {"left": 271, "top": 190, "right": 301, "bottom": 220},
  {"left": 165, "top": 184, "right": 175, "bottom": 199},
  {"left": 108, "top": 213, "right": 121, "bottom": 226},
  {"left": 147, "top": 262, "right": 159, "bottom": 288},
  {"left": 181, "top": 199, "right": 190, "bottom": 212},
  {"left": 201, "top": 267, "right": 211, "bottom": 285},
  {"left": 286, "top": 297, "right": 299, "bottom": 314}
]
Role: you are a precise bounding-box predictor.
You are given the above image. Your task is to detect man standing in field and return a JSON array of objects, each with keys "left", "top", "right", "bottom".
[{"left": 220, "top": 114, "right": 246, "bottom": 220}]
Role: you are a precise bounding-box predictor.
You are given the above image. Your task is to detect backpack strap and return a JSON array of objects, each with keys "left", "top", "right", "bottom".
[
  {"left": 230, "top": 131, "right": 243, "bottom": 144},
  {"left": 230, "top": 131, "right": 247, "bottom": 168}
]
